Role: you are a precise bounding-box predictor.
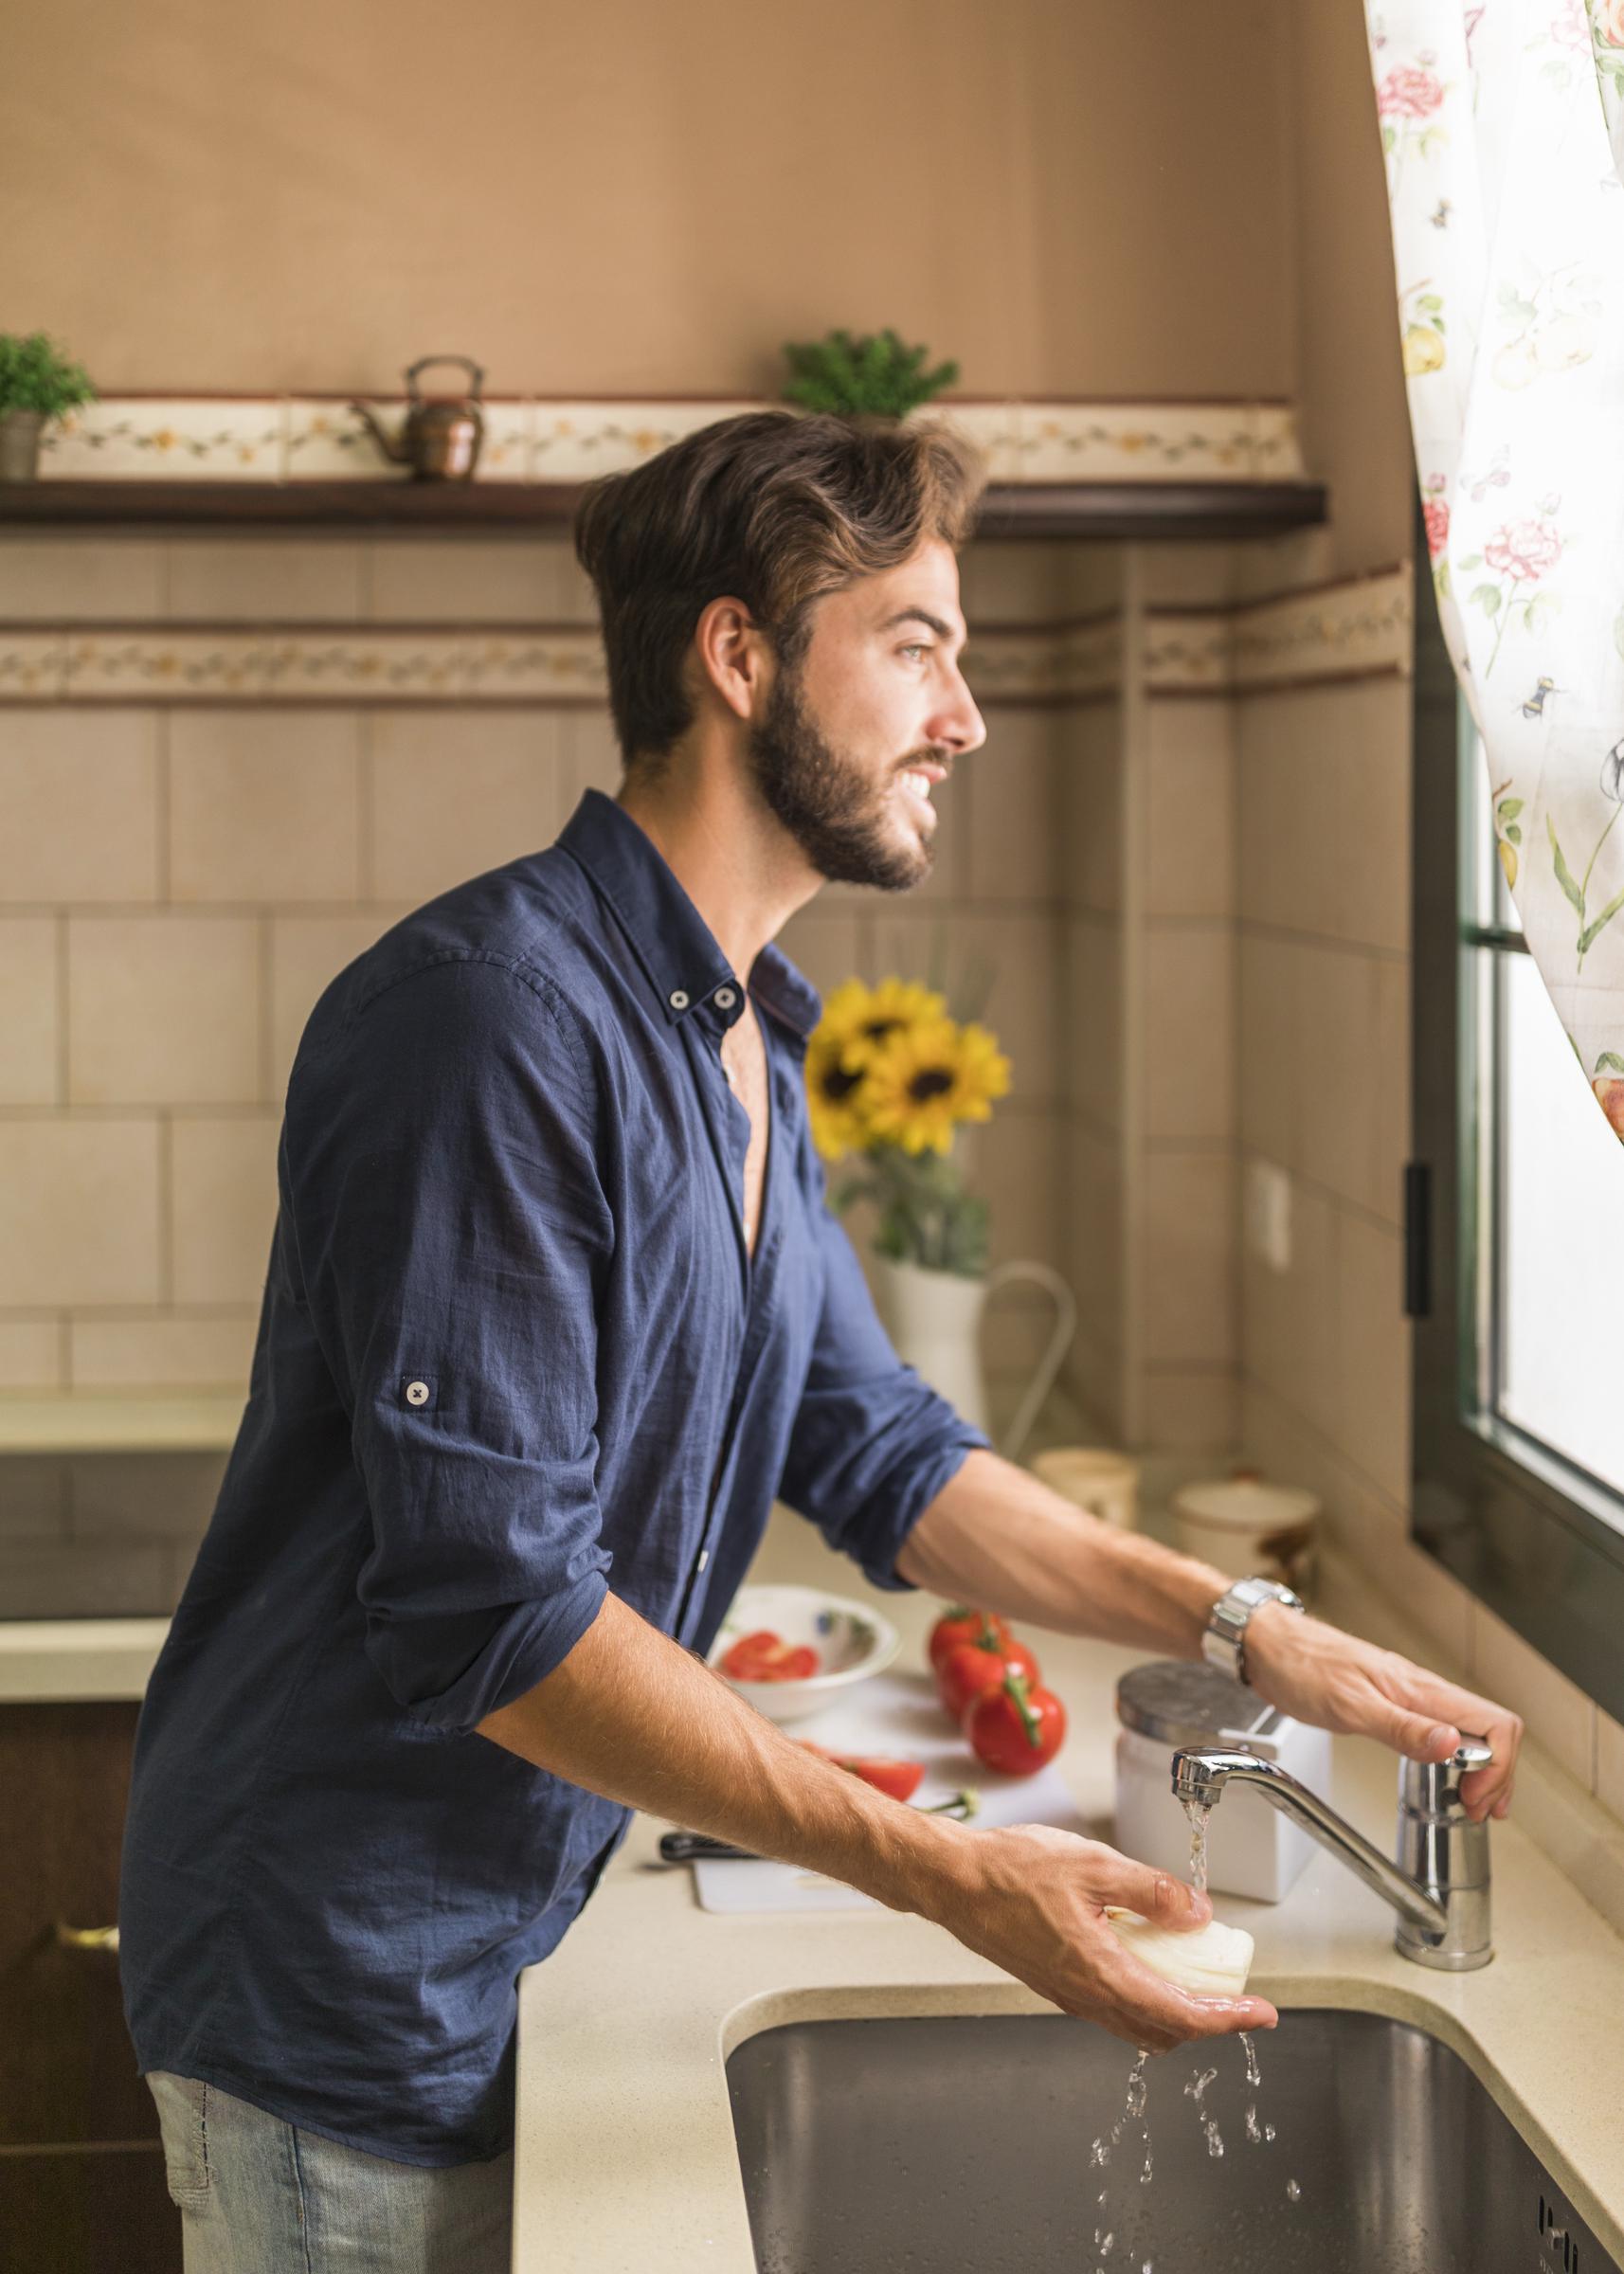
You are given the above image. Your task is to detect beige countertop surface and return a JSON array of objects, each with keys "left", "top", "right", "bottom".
[
  {"left": 514, "top": 1508, "right": 1624, "bottom": 2272},
  {"left": 0, "top": 1616, "right": 169, "bottom": 1702}
]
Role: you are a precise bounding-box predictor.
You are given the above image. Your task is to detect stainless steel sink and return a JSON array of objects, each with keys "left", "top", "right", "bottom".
[{"left": 727, "top": 2008, "right": 1616, "bottom": 2274}]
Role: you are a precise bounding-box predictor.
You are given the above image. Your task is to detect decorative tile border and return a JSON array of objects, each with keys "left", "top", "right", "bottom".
[
  {"left": 34, "top": 395, "right": 1306, "bottom": 487},
  {"left": 1144, "top": 564, "right": 1414, "bottom": 694},
  {"left": 0, "top": 569, "right": 1409, "bottom": 706}
]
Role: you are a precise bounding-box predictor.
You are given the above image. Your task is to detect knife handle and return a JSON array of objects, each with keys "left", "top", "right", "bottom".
[{"left": 658, "top": 1829, "right": 758, "bottom": 1865}]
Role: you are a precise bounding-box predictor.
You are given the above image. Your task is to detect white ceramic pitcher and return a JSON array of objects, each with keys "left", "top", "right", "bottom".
[{"left": 869, "top": 1254, "right": 1077, "bottom": 1464}]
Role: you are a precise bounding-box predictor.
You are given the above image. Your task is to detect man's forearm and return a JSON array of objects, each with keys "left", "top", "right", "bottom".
[
  {"left": 477, "top": 1591, "right": 967, "bottom": 1913},
  {"left": 894, "top": 1447, "right": 1233, "bottom": 1653}
]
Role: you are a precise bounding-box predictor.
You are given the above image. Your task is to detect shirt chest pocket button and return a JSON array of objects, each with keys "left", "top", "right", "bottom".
[{"left": 403, "top": 1379, "right": 433, "bottom": 1408}]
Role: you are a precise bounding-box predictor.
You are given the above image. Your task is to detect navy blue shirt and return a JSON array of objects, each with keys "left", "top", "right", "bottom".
[{"left": 119, "top": 789, "right": 987, "bottom": 2166}]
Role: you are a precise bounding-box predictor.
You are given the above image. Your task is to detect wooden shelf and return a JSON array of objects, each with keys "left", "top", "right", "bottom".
[{"left": 0, "top": 478, "right": 1326, "bottom": 539}]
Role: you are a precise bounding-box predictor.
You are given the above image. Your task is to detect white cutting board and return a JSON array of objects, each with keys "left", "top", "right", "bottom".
[{"left": 692, "top": 1666, "right": 1085, "bottom": 1914}]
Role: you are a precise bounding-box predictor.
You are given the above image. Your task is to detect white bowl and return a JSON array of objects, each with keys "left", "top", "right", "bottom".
[{"left": 707, "top": 1583, "right": 901, "bottom": 1725}]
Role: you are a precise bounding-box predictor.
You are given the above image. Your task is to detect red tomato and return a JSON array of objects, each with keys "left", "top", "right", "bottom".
[
  {"left": 927, "top": 1606, "right": 1011, "bottom": 1677},
  {"left": 796, "top": 1742, "right": 925, "bottom": 1803},
  {"left": 938, "top": 1634, "right": 1040, "bottom": 1723},
  {"left": 721, "top": 1630, "right": 821, "bottom": 1683},
  {"left": 965, "top": 1669, "right": 1066, "bottom": 1778}
]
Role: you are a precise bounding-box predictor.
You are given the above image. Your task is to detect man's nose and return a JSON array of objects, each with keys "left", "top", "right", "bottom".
[{"left": 930, "top": 677, "right": 985, "bottom": 756}]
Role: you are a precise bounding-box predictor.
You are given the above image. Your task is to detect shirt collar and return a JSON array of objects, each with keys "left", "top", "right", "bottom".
[{"left": 555, "top": 789, "right": 822, "bottom": 1043}]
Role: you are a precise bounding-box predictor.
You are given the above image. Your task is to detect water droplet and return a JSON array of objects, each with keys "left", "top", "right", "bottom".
[
  {"left": 1245, "top": 2103, "right": 1262, "bottom": 2145},
  {"left": 1240, "top": 2030, "right": 1261, "bottom": 2089},
  {"left": 1265, "top": 2122, "right": 1277, "bottom": 2143},
  {"left": 1287, "top": 2177, "right": 1302, "bottom": 2201},
  {"left": 1204, "top": 2116, "right": 1225, "bottom": 2158}
]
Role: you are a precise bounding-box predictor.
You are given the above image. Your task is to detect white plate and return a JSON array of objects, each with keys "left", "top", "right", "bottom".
[{"left": 707, "top": 1583, "right": 901, "bottom": 1724}]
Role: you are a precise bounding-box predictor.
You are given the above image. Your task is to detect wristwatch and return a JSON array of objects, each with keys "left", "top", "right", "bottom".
[{"left": 1202, "top": 1576, "right": 1305, "bottom": 1687}]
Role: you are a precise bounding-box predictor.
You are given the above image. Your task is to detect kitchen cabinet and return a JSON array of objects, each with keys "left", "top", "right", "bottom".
[{"left": 0, "top": 1701, "right": 178, "bottom": 2273}]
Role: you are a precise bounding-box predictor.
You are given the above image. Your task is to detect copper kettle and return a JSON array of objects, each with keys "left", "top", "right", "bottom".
[{"left": 349, "top": 355, "right": 485, "bottom": 480}]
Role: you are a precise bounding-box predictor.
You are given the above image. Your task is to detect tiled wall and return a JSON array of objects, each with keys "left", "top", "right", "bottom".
[{"left": 0, "top": 529, "right": 1098, "bottom": 1615}]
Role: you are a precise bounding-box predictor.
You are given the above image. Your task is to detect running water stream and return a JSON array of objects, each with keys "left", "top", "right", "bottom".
[{"left": 1088, "top": 1796, "right": 1297, "bottom": 2264}]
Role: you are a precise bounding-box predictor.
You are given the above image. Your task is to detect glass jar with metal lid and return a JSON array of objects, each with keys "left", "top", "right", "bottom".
[{"left": 1113, "top": 1659, "right": 1332, "bottom": 1904}]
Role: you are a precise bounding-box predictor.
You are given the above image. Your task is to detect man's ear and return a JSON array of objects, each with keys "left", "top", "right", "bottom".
[{"left": 693, "top": 595, "right": 771, "bottom": 724}]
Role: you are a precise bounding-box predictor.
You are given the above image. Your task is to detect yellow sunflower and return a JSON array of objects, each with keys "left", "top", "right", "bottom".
[
  {"left": 816, "top": 976, "right": 947, "bottom": 1071},
  {"left": 860, "top": 1019, "right": 1012, "bottom": 1156},
  {"left": 805, "top": 1024, "right": 875, "bottom": 1162}
]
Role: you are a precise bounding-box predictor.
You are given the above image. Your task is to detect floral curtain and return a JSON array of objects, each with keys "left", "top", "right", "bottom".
[{"left": 1365, "top": 0, "right": 1624, "bottom": 1137}]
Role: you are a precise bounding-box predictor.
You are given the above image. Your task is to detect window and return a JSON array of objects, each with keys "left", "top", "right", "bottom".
[{"left": 1412, "top": 522, "right": 1624, "bottom": 1720}]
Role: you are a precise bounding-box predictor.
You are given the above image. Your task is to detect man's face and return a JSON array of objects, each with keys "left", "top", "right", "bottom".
[{"left": 745, "top": 538, "right": 986, "bottom": 891}]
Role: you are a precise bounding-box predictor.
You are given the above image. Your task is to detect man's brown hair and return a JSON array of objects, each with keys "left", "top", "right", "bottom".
[{"left": 573, "top": 410, "right": 985, "bottom": 772}]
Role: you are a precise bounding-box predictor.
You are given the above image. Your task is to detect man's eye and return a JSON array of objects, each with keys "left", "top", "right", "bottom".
[{"left": 899, "top": 643, "right": 932, "bottom": 662}]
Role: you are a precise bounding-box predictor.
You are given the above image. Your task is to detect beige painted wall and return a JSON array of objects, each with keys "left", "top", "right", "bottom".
[{"left": 6, "top": 0, "right": 1290, "bottom": 399}]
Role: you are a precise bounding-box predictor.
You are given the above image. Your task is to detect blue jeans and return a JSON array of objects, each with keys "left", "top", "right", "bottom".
[{"left": 147, "top": 2072, "right": 513, "bottom": 2274}]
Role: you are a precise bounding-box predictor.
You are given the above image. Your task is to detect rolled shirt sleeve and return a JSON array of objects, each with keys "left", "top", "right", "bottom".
[
  {"left": 776, "top": 1193, "right": 991, "bottom": 1591},
  {"left": 285, "top": 953, "right": 614, "bottom": 1735}
]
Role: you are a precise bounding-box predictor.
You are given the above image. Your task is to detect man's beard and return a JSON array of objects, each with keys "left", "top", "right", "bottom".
[{"left": 746, "top": 665, "right": 946, "bottom": 892}]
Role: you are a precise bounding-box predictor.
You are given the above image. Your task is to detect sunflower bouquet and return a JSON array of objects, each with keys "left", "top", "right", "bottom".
[{"left": 806, "top": 975, "right": 1012, "bottom": 1278}]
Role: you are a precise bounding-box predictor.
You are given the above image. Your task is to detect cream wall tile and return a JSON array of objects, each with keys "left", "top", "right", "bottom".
[
  {"left": 370, "top": 712, "right": 563, "bottom": 903},
  {"left": 0, "top": 1118, "right": 162, "bottom": 1306},
  {"left": 68, "top": 1448, "right": 229, "bottom": 1540},
  {"left": 0, "top": 1319, "right": 63, "bottom": 1392},
  {"left": 0, "top": 537, "right": 165, "bottom": 619},
  {"left": 1140, "top": 1149, "right": 1236, "bottom": 1367},
  {"left": 1470, "top": 1601, "right": 1597, "bottom": 1791},
  {"left": 1066, "top": 1117, "right": 1124, "bottom": 1338},
  {"left": 1326, "top": 677, "right": 1411, "bottom": 954},
  {"left": 1141, "top": 1366, "right": 1239, "bottom": 1452},
  {"left": 170, "top": 713, "right": 361, "bottom": 903},
  {"left": 1295, "top": 943, "right": 1384, "bottom": 1213},
  {"left": 1143, "top": 924, "right": 1235, "bottom": 1143},
  {"left": 166, "top": 541, "right": 363, "bottom": 621},
  {"left": 0, "top": 1542, "right": 175, "bottom": 1618},
  {"left": 367, "top": 539, "right": 578, "bottom": 623},
  {"left": 1061, "top": 702, "right": 1123, "bottom": 916},
  {"left": 1370, "top": 955, "right": 1410, "bottom": 1229},
  {"left": 0, "top": 712, "right": 161, "bottom": 904},
  {"left": 1242, "top": 1170, "right": 1337, "bottom": 1443},
  {"left": 957, "top": 542, "right": 1066, "bottom": 623},
  {"left": 0, "top": 1454, "right": 68, "bottom": 1538},
  {"left": 0, "top": 916, "right": 60, "bottom": 1104},
  {"left": 772, "top": 910, "right": 863, "bottom": 1004},
  {"left": 70, "top": 1312, "right": 260, "bottom": 1392},
  {"left": 1056, "top": 545, "right": 1125, "bottom": 616},
  {"left": 957, "top": 1110, "right": 1061, "bottom": 1271},
  {"left": 1135, "top": 545, "right": 1238, "bottom": 607},
  {"left": 561, "top": 708, "right": 623, "bottom": 805},
  {"left": 1238, "top": 932, "right": 1300, "bottom": 1168},
  {"left": 69, "top": 914, "right": 262, "bottom": 1106},
  {"left": 1067, "top": 914, "right": 1123, "bottom": 1131},
  {"left": 169, "top": 1115, "right": 282, "bottom": 1308},
  {"left": 966, "top": 711, "right": 1060, "bottom": 904},
  {"left": 1146, "top": 699, "right": 1236, "bottom": 919},
  {"left": 1332, "top": 1207, "right": 1409, "bottom": 1507},
  {"left": 1236, "top": 689, "right": 1318, "bottom": 935},
  {"left": 1597, "top": 1711, "right": 1624, "bottom": 1821},
  {"left": 270, "top": 911, "right": 406, "bottom": 1096},
  {"left": 874, "top": 911, "right": 1060, "bottom": 1110}
]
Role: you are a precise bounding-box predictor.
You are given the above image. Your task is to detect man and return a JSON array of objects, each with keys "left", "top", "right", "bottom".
[{"left": 120, "top": 410, "right": 1522, "bottom": 2272}]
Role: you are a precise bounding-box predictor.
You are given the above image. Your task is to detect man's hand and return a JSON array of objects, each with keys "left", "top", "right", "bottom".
[
  {"left": 1240, "top": 1603, "right": 1523, "bottom": 1822},
  {"left": 925, "top": 1824, "right": 1278, "bottom": 2053}
]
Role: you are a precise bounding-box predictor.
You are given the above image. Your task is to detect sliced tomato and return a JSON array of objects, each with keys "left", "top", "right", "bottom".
[
  {"left": 938, "top": 1634, "right": 1040, "bottom": 1723},
  {"left": 722, "top": 1630, "right": 821, "bottom": 1683},
  {"left": 796, "top": 1741, "right": 925, "bottom": 1803},
  {"left": 965, "top": 1669, "right": 1066, "bottom": 1778},
  {"left": 927, "top": 1605, "right": 1011, "bottom": 1676}
]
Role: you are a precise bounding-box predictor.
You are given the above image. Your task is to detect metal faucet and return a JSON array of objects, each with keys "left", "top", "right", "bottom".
[{"left": 1169, "top": 1737, "right": 1494, "bottom": 1971}]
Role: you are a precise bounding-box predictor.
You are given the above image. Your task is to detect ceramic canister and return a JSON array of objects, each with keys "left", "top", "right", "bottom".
[
  {"left": 1170, "top": 1470, "right": 1320, "bottom": 1597},
  {"left": 1029, "top": 1446, "right": 1139, "bottom": 1531}
]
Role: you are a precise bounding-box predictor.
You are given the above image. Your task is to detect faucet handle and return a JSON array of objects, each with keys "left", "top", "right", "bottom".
[{"left": 1399, "top": 1734, "right": 1493, "bottom": 1816}]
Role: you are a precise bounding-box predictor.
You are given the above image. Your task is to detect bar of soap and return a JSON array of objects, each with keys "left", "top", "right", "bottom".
[{"left": 1104, "top": 1906, "right": 1254, "bottom": 1996}]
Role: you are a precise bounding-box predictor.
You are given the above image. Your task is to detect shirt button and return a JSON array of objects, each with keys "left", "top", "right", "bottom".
[
  {"left": 405, "top": 1380, "right": 430, "bottom": 1407},
  {"left": 697, "top": 1548, "right": 710, "bottom": 1573},
  {"left": 714, "top": 986, "right": 737, "bottom": 1011},
  {"left": 669, "top": 989, "right": 690, "bottom": 1012}
]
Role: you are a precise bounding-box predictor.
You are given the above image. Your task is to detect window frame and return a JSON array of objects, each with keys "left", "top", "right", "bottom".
[{"left": 1411, "top": 516, "right": 1624, "bottom": 1723}]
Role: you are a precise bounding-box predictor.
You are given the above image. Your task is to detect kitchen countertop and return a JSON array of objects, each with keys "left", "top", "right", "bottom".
[
  {"left": 513, "top": 1507, "right": 1624, "bottom": 2271},
  {"left": 0, "top": 1616, "right": 169, "bottom": 1703}
]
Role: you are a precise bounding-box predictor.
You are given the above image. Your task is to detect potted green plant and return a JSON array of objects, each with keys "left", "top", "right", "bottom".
[
  {"left": 0, "top": 332, "right": 98, "bottom": 481},
  {"left": 781, "top": 327, "right": 959, "bottom": 424}
]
